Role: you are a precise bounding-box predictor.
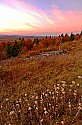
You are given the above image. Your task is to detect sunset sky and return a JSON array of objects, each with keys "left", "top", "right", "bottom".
[{"left": 0, "top": 0, "right": 82, "bottom": 35}]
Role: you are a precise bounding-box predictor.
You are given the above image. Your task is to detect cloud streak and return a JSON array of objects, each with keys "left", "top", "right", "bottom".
[{"left": 0, "top": 0, "right": 82, "bottom": 35}]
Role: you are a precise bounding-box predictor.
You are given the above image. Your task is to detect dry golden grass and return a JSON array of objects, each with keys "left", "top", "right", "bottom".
[
  {"left": 0, "top": 40, "right": 82, "bottom": 124},
  {"left": 0, "top": 41, "right": 82, "bottom": 96}
]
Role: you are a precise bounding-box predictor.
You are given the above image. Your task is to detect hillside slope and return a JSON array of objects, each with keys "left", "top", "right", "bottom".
[{"left": 0, "top": 40, "right": 82, "bottom": 124}]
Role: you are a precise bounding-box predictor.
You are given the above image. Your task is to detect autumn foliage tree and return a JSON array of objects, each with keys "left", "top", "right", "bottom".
[
  {"left": 24, "top": 39, "right": 33, "bottom": 50},
  {"left": 0, "top": 42, "right": 7, "bottom": 59},
  {"left": 61, "top": 33, "right": 69, "bottom": 43}
]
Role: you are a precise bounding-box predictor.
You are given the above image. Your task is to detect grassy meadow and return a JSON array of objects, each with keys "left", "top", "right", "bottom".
[{"left": 0, "top": 40, "right": 82, "bottom": 125}]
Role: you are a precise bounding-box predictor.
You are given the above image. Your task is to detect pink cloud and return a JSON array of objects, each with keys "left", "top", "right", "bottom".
[
  {"left": 6, "top": 0, "right": 54, "bottom": 25},
  {"left": 52, "top": 6, "right": 82, "bottom": 33}
]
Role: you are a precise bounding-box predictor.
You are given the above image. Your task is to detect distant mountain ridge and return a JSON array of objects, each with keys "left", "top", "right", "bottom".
[{"left": 0, "top": 35, "right": 44, "bottom": 42}]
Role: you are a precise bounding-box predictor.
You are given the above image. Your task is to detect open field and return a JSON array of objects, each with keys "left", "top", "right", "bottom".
[{"left": 0, "top": 40, "right": 82, "bottom": 124}]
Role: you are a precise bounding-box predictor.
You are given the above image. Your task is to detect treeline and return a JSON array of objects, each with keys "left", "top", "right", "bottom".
[{"left": 0, "top": 31, "right": 82, "bottom": 59}]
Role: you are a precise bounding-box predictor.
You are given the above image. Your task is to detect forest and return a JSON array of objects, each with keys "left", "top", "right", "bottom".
[{"left": 0, "top": 31, "right": 82, "bottom": 60}]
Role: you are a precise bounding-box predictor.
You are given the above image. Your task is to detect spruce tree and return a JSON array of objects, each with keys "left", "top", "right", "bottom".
[
  {"left": 12, "top": 40, "right": 20, "bottom": 57},
  {"left": 5, "top": 42, "right": 12, "bottom": 57},
  {"left": 33, "top": 38, "right": 39, "bottom": 44},
  {"left": 69, "top": 33, "right": 75, "bottom": 41}
]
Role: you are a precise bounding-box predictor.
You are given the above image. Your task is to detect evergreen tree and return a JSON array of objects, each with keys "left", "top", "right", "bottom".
[
  {"left": 6, "top": 40, "right": 22, "bottom": 58},
  {"left": 19, "top": 37, "right": 21, "bottom": 40},
  {"left": 61, "top": 33, "right": 63, "bottom": 37},
  {"left": 50, "top": 35, "right": 51, "bottom": 38},
  {"left": 5, "top": 42, "right": 13, "bottom": 57},
  {"left": 21, "top": 37, "right": 24, "bottom": 41},
  {"left": 80, "top": 31, "right": 82, "bottom": 35},
  {"left": 33, "top": 38, "right": 39, "bottom": 44},
  {"left": 45, "top": 36, "right": 47, "bottom": 39},
  {"left": 69, "top": 33, "right": 75, "bottom": 41},
  {"left": 65, "top": 33, "right": 68, "bottom": 36},
  {"left": 12, "top": 40, "right": 20, "bottom": 57},
  {"left": 20, "top": 39, "right": 24, "bottom": 47}
]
